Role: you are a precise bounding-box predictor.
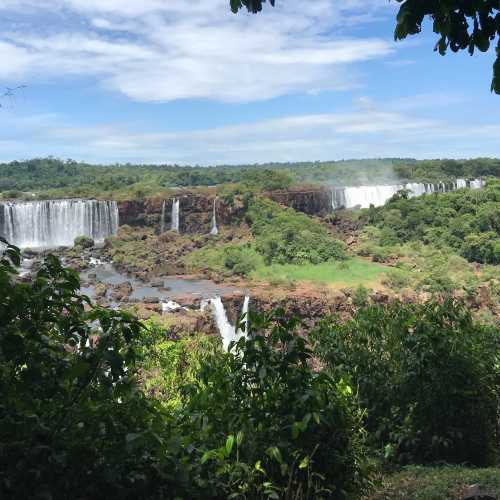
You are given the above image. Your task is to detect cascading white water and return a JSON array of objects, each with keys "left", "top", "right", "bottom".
[
  {"left": 239, "top": 295, "right": 250, "bottom": 338},
  {"left": 0, "top": 199, "right": 119, "bottom": 249},
  {"left": 210, "top": 198, "right": 218, "bottom": 236},
  {"left": 171, "top": 199, "right": 180, "bottom": 232},
  {"left": 160, "top": 200, "right": 167, "bottom": 233},
  {"left": 332, "top": 179, "right": 484, "bottom": 209},
  {"left": 469, "top": 178, "right": 485, "bottom": 189},
  {"left": 210, "top": 296, "right": 250, "bottom": 352},
  {"left": 343, "top": 184, "right": 403, "bottom": 209}
]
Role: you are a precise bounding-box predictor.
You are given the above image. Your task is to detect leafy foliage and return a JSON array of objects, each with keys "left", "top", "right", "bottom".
[
  {"left": 394, "top": 0, "right": 500, "bottom": 93},
  {"left": 0, "top": 240, "right": 174, "bottom": 499},
  {"left": 1, "top": 157, "right": 499, "bottom": 200},
  {"left": 74, "top": 235, "right": 95, "bottom": 248},
  {"left": 247, "top": 196, "right": 346, "bottom": 265},
  {"left": 223, "top": 244, "right": 264, "bottom": 275},
  {"left": 367, "top": 179, "right": 500, "bottom": 264},
  {"left": 178, "top": 311, "right": 367, "bottom": 499},
  {"left": 230, "top": 0, "right": 500, "bottom": 94},
  {"left": 230, "top": 0, "right": 275, "bottom": 14},
  {"left": 0, "top": 244, "right": 367, "bottom": 498},
  {"left": 313, "top": 300, "right": 500, "bottom": 467}
]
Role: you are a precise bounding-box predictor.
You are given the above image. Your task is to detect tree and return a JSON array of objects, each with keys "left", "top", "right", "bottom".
[
  {"left": 394, "top": 1, "right": 500, "bottom": 94},
  {"left": 230, "top": 0, "right": 500, "bottom": 94},
  {"left": 230, "top": 0, "right": 274, "bottom": 14}
]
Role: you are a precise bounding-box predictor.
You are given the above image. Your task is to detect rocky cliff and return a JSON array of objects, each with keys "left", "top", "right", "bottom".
[
  {"left": 267, "top": 188, "right": 332, "bottom": 215},
  {"left": 118, "top": 188, "right": 332, "bottom": 231},
  {"left": 118, "top": 194, "right": 245, "bottom": 233}
]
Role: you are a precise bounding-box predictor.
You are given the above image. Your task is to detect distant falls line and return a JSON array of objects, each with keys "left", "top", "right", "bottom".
[{"left": 331, "top": 179, "right": 485, "bottom": 210}]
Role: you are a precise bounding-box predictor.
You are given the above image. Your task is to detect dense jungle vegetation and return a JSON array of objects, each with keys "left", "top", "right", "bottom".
[
  {"left": 364, "top": 179, "right": 500, "bottom": 264},
  {"left": 1, "top": 157, "right": 499, "bottom": 200},
  {"left": 0, "top": 241, "right": 499, "bottom": 499}
]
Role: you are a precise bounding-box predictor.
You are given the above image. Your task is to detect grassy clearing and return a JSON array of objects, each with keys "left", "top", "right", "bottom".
[
  {"left": 252, "top": 257, "right": 389, "bottom": 287},
  {"left": 365, "top": 466, "right": 500, "bottom": 500}
]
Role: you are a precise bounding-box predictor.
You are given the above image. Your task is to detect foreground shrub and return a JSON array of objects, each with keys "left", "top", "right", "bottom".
[
  {"left": 178, "top": 312, "right": 367, "bottom": 499},
  {"left": 0, "top": 241, "right": 174, "bottom": 499},
  {"left": 313, "top": 300, "right": 499, "bottom": 467},
  {"left": 0, "top": 242, "right": 366, "bottom": 499},
  {"left": 74, "top": 234, "right": 95, "bottom": 248}
]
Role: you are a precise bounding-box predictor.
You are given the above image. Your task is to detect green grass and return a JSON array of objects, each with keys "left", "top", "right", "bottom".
[
  {"left": 366, "top": 466, "right": 500, "bottom": 500},
  {"left": 252, "top": 258, "right": 389, "bottom": 287}
]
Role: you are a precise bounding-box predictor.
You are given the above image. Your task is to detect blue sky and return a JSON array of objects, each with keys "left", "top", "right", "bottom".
[{"left": 0, "top": 0, "right": 498, "bottom": 165}]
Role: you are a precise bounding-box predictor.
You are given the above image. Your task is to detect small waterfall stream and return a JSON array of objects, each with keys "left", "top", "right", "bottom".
[
  {"left": 0, "top": 199, "right": 119, "bottom": 248},
  {"left": 171, "top": 199, "right": 180, "bottom": 232},
  {"left": 210, "top": 198, "right": 218, "bottom": 236},
  {"left": 210, "top": 296, "right": 250, "bottom": 352},
  {"left": 160, "top": 200, "right": 166, "bottom": 233}
]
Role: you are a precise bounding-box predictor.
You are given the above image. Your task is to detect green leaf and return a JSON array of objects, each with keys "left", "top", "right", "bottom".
[
  {"left": 266, "top": 446, "right": 282, "bottom": 464},
  {"left": 236, "top": 431, "right": 244, "bottom": 446},
  {"left": 201, "top": 451, "right": 212, "bottom": 464},
  {"left": 126, "top": 433, "right": 140, "bottom": 443},
  {"left": 225, "top": 434, "right": 235, "bottom": 456},
  {"left": 67, "top": 360, "right": 90, "bottom": 380},
  {"left": 255, "top": 460, "right": 265, "bottom": 474},
  {"left": 299, "top": 456, "right": 309, "bottom": 469}
]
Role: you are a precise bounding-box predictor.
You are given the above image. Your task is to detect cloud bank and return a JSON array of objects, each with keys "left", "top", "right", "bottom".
[{"left": 0, "top": 0, "right": 394, "bottom": 102}]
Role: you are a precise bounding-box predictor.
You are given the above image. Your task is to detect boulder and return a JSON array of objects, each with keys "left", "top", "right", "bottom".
[
  {"left": 94, "top": 282, "right": 107, "bottom": 298},
  {"left": 143, "top": 296, "right": 160, "bottom": 304}
]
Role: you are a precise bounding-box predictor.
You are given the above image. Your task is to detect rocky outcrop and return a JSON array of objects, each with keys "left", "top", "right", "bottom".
[
  {"left": 267, "top": 188, "right": 332, "bottom": 215},
  {"left": 118, "top": 193, "right": 245, "bottom": 233},
  {"left": 118, "top": 188, "right": 334, "bottom": 231}
]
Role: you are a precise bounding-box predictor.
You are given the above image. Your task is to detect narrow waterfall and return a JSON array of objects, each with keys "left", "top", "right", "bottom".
[
  {"left": 0, "top": 199, "right": 118, "bottom": 249},
  {"left": 331, "top": 179, "right": 484, "bottom": 210},
  {"left": 210, "top": 198, "right": 218, "bottom": 236},
  {"left": 239, "top": 295, "right": 250, "bottom": 338},
  {"left": 331, "top": 188, "right": 347, "bottom": 210},
  {"left": 160, "top": 200, "right": 167, "bottom": 233},
  {"left": 210, "top": 296, "right": 250, "bottom": 352},
  {"left": 171, "top": 199, "right": 180, "bottom": 232}
]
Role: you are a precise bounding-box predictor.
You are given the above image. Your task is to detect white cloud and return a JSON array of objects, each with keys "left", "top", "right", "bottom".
[
  {"left": 3, "top": 99, "right": 499, "bottom": 164},
  {"left": 0, "top": 0, "right": 394, "bottom": 102}
]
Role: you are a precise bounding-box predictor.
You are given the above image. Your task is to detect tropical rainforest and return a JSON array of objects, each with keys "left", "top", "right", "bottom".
[{"left": 1, "top": 157, "right": 499, "bottom": 200}]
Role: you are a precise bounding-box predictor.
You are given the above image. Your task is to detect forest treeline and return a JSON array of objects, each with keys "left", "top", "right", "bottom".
[{"left": 1, "top": 157, "right": 499, "bottom": 199}]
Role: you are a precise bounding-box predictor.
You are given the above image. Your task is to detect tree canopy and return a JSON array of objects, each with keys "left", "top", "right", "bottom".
[
  {"left": 231, "top": 0, "right": 500, "bottom": 94},
  {"left": 394, "top": 0, "right": 500, "bottom": 94},
  {"left": 230, "top": 0, "right": 274, "bottom": 14}
]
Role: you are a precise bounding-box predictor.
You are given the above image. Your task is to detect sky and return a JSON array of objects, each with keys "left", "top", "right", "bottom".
[{"left": 0, "top": 0, "right": 499, "bottom": 165}]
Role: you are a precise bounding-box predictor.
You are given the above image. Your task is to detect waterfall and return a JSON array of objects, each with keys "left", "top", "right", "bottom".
[
  {"left": 331, "top": 179, "right": 484, "bottom": 210},
  {"left": 210, "top": 198, "right": 218, "bottom": 235},
  {"left": 0, "top": 199, "right": 118, "bottom": 249},
  {"left": 331, "top": 188, "right": 347, "bottom": 210},
  {"left": 239, "top": 295, "right": 250, "bottom": 338},
  {"left": 160, "top": 200, "right": 166, "bottom": 233},
  {"left": 210, "top": 296, "right": 250, "bottom": 352},
  {"left": 343, "top": 184, "right": 403, "bottom": 209},
  {"left": 171, "top": 199, "right": 180, "bottom": 232},
  {"left": 469, "top": 178, "right": 485, "bottom": 189}
]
